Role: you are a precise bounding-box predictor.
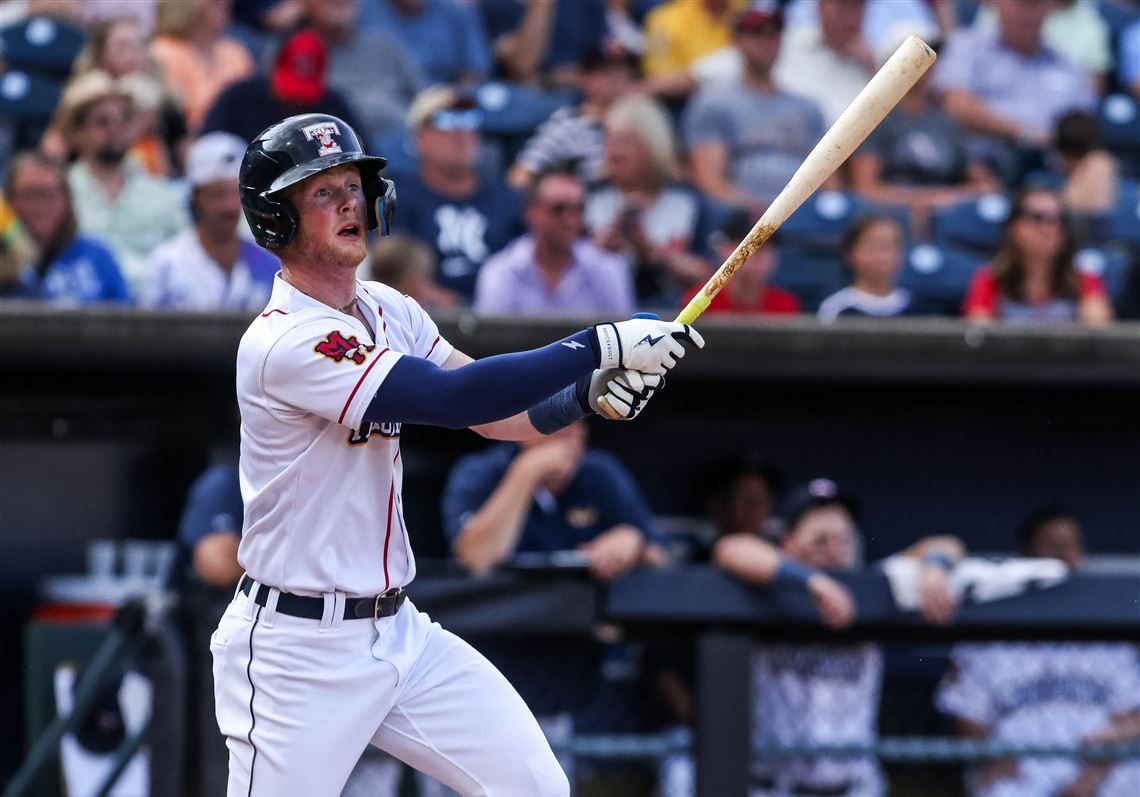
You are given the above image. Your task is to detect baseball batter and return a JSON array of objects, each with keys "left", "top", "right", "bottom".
[{"left": 209, "top": 113, "right": 702, "bottom": 797}]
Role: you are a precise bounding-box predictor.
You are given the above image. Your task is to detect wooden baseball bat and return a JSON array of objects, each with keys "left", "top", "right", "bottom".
[
  {"left": 677, "top": 34, "right": 937, "bottom": 324},
  {"left": 597, "top": 35, "right": 937, "bottom": 419}
]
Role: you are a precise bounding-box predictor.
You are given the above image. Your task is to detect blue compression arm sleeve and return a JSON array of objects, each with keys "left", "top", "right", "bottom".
[{"left": 364, "top": 330, "right": 598, "bottom": 429}]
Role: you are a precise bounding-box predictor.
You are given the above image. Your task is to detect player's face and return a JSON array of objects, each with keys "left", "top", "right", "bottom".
[
  {"left": 285, "top": 164, "right": 368, "bottom": 269},
  {"left": 785, "top": 505, "right": 857, "bottom": 570}
]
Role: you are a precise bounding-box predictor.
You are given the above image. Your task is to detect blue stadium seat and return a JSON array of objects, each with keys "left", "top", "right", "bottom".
[
  {"left": 899, "top": 243, "right": 987, "bottom": 316},
  {"left": 1099, "top": 94, "right": 1140, "bottom": 178},
  {"left": 929, "top": 193, "right": 1011, "bottom": 254},
  {"left": 769, "top": 248, "right": 846, "bottom": 312},
  {"left": 779, "top": 191, "right": 912, "bottom": 254},
  {"left": 1075, "top": 246, "right": 1134, "bottom": 302},
  {"left": 1108, "top": 178, "right": 1140, "bottom": 243}
]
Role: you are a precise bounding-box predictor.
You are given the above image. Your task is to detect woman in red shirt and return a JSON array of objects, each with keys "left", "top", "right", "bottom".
[{"left": 962, "top": 189, "right": 1112, "bottom": 325}]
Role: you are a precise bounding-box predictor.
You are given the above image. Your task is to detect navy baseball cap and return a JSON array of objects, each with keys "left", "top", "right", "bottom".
[{"left": 782, "top": 478, "right": 859, "bottom": 532}]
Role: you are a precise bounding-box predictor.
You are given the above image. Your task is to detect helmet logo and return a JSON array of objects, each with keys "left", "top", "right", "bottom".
[{"left": 301, "top": 121, "right": 342, "bottom": 155}]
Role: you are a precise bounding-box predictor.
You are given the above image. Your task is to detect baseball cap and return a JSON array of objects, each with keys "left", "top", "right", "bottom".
[
  {"left": 782, "top": 478, "right": 859, "bottom": 532},
  {"left": 735, "top": 0, "right": 784, "bottom": 33},
  {"left": 185, "top": 132, "right": 247, "bottom": 188},
  {"left": 272, "top": 29, "right": 327, "bottom": 105},
  {"left": 406, "top": 86, "right": 482, "bottom": 132}
]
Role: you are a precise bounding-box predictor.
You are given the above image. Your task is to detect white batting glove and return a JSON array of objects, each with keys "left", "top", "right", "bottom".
[
  {"left": 588, "top": 368, "right": 663, "bottom": 420},
  {"left": 591, "top": 318, "right": 704, "bottom": 375}
]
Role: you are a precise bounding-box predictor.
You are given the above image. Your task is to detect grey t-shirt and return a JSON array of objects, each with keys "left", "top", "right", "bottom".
[
  {"left": 327, "top": 31, "right": 425, "bottom": 139},
  {"left": 683, "top": 81, "right": 824, "bottom": 205},
  {"left": 860, "top": 105, "right": 971, "bottom": 186}
]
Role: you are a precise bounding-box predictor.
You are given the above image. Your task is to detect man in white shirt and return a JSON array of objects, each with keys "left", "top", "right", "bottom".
[{"left": 140, "top": 132, "right": 279, "bottom": 311}]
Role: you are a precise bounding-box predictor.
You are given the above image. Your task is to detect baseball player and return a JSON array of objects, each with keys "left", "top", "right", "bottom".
[{"left": 211, "top": 113, "right": 702, "bottom": 797}]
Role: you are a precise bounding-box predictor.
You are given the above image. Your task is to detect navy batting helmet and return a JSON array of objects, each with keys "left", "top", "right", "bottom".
[{"left": 239, "top": 113, "right": 396, "bottom": 250}]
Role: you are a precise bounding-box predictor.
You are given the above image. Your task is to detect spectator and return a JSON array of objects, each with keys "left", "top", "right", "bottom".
[
  {"left": 712, "top": 478, "right": 965, "bottom": 797},
  {"left": 849, "top": 28, "right": 999, "bottom": 235},
  {"left": 139, "top": 133, "right": 278, "bottom": 311},
  {"left": 680, "top": 209, "right": 800, "bottom": 316},
  {"left": 936, "top": 509, "right": 1140, "bottom": 797},
  {"left": 70, "top": 16, "right": 189, "bottom": 175},
  {"left": 932, "top": 0, "right": 1096, "bottom": 183},
  {"left": 2, "top": 151, "right": 130, "bottom": 304},
  {"left": 818, "top": 215, "right": 930, "bottom": 321},
  {"left": 780, "top": 0, "right": 942, "bottom": 52},
  {"left": 442, "top": 420, "right": 670, "bottom": 782},
  {"left": 1049, "top": 111, "right": 1120, "bottom": 230},
  {"left": 962, "top": 188, "right": 1113, "bottom": 325},
  {"left": 684, "top": 3, "right": 826, "bottom": 210},
  {"left": 178, "top": 462, "right": 245, "bottom": 589},
  {"left": 973, "top": 0, "right": 1113, "bottom": 90},
  {"left": 149, "top": 0, "right": 255, "bottom": 131},
  {"left": 369, "top": 232, "right": 458, "bottom": 313},
  {"left": 394, "top": 86, "right": 523, "bottom": 302},
  {"left": 200, "top": 28, "right": 364, "bottom": 145},
  {"left": 301, "top": 0, "right": 424, "bottom": 141},
  {"left": 772, "top": 0, "right": 874, "bottom": 126},
  {"left": 698, "top": 453, "right": 784, "bottom": 557},
  {"left": 586, "top": 94, "right": 711, "bottom": 307},
  {"left": 480, "top": 0, "right": 608, "bottom": 88},
  {"left": 475, "top": 167, "right": 633, "bottom": 316},
  {"left": 507, "top": 41, "right": 638, "bottom": 190},
  {"left": 0, "top": 209, "right": 36, "bottom": 294},
  {"left": 641, "top": 0, "right": 744, "bottom": 100},
  {"left": 357, "top": 0, "right": 491, "bottom": 86},
  {"left": 55, "top": 71, "right": 188, "bottom": 293},
  {"left": 1121, "top": 20, "right": 1140, "bottom": 100}
]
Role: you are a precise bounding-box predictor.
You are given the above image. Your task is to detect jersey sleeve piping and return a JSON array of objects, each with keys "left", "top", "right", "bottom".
[{"left": 338, "top": 347, "right": 393, "bottom": 425}]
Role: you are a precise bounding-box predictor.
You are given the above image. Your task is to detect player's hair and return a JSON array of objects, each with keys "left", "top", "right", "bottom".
[
  {"left": 1017, "top": 507, "right": 1079, "bottom": 555},
  {"left": 603, "top": 94, "right": 679, "bottom": 187},
  {"left": 4, "top": 151, "right": 78, "bottom": 274},
  {"left": 992, "top": 188, "right": 1081, "bottom": 303},
  {"left": 840, "top": 214, "right": 902, "bottom": 261}
]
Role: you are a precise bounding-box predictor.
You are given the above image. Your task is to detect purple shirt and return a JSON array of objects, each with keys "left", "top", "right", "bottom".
[
  {"left": 933, "top": 28, "right": 1095, "bottom": 161},
  {"left": 473, "top": 235, "right": 634, "bottom": 317}
]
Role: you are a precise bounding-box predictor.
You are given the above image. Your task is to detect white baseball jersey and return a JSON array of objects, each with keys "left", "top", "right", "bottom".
[
  {"left": 752, "top": 643, "right": 884, "bottom": 795},
  {"left": 936, "top": 642, "right": 1140, "bottom": 797},
  {"left": 235, "top": 274, "right": 454, "bottom": 596}
]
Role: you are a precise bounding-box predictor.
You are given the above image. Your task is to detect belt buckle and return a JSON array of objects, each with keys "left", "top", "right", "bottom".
[{"left": 373, "top": 588, "right": 400, "bottom": 620}]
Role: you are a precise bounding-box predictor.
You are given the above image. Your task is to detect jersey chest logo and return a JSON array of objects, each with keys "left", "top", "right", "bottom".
[{"left": 315, "top": 330, "right": 373, "bottom": 365}]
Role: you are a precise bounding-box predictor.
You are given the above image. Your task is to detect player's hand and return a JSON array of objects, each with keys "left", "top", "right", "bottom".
[
  {"left": 588, "top": 368, "right": 663, "bottom": 420},
  {"left": 591, "top": 318, "right": 704, "bottom": 375},
  {"left": 806, "top": 573, "right": 856, "bottom": 630},
  {"left": 579, "top": 524, "right": 645, "bottom": 582},
  {"left": 918, "top": 563, "right": 958, "bottom": 625}
]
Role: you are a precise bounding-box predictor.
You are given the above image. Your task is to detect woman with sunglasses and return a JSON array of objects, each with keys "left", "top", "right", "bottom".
[{"left": 962, "top": 189, "right": 1112, "bottom": 325}]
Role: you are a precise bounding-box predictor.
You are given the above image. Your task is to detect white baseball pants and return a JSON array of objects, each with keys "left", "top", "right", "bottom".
[{"left": 210, "top": 583, "right": 569, "bottom": 797}]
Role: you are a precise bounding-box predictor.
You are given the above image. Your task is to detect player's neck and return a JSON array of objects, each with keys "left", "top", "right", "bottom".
[{"left": 281, "top": 262, "right": 357, "bottom": 311}]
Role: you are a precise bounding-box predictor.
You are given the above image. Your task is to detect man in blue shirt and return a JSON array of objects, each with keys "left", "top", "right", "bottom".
[
  {"left": 357, "top": 0, "right": 491, "bottom": 86},
  {"left": 395, "top": 87, "right": 524, "bottom": 302},
  {"left": 177, "top": 462, "right": 245, "bottom": 590}
]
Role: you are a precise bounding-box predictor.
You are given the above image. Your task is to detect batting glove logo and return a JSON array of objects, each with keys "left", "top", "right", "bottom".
[
  {"left": 634, "top": 334, "right": 664, "bottom": 348},
  {"left": 315, "top": 330, "right": 373, "bottom": 365}
]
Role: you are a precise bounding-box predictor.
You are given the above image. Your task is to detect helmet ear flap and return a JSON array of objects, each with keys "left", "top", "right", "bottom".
[
  {"left": 243, "top": 192, "right": 299, "bottom": 250},
  {"left": 376, "top": 178, "right": 396, "bottom": 237}
]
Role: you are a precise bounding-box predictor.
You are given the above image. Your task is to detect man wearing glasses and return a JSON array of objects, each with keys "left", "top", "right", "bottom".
[{"left": 474, "top": 167, "right": 633, "bottom": 316}]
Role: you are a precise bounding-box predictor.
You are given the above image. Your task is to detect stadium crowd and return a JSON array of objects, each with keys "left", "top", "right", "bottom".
[
  {"left": 4, "top": 1, "right": 1139, "bottom": 797},
  {"left": 1, "top": 0, "right": 1139, "bottom": 321}
]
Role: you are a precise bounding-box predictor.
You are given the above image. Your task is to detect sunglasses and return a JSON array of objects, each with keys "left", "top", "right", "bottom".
[
  {"left": 428, "top": 108, "right": 482, "bottom": 132},
  {"left": 543, "top": 201, "right": 585, "bottom": 216},
  {"left": 1017, "top": 209, "right": 1063, "bottom": 226}
]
